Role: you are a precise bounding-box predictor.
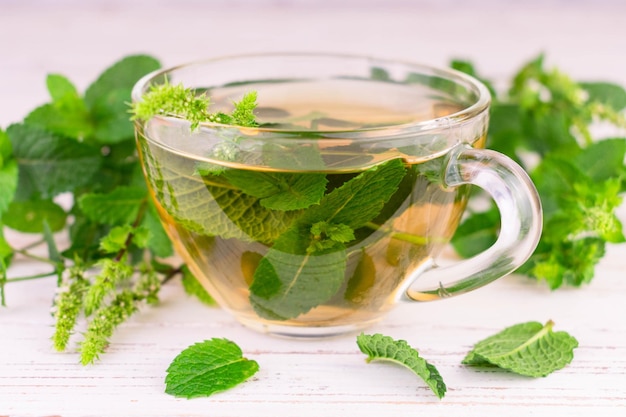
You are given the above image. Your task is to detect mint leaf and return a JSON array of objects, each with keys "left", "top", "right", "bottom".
[
  {"left": 46, "top": 73, "right": 81, "bottom": 102},
  {"left": 249, "top": 159, "right": 406, "bottom": 320},
  {"left": 141, "top": 204, "right": 173, "bottom": 258},
  {"left": 24, "top": 74, "right": 93, "bottom": 140},
  {"left": 7, "top": 123, "right": 102, "bottom": 199},
  {"left": 165, "top": 338, "right": 259, "bottom": 398},
  {"left": 357, "top": 333, "right": 447, "bottom": 399},
  {"left": 85, "top": 55, "right": 160, "bottom": 143},
  {"left": 580, "top": 81, "right": 626, "bottom": 110},
  {"left": 0, "top": 160, "right": 18, "bottom": 216},
  {"left": 24, "top": 102, "right": 93, "bottom": 141},
  {"left": 463, "top": 320, "right": 578, "bottom": 377},
  {"left": 3, "top": 199, "right": 67, "bottom": 233},
  {"left": 85, "top": 55, "right": 161, "bottom": 110},
  {"left": 573, "top": 138, "right": 626, "bottom": 183},
  {"left": 90, "top": 88, "right": 136, "bottom": 144},
  {"left": 99, "top": 225, "right": 133, "bottom": 254},
  {"left": 222, "top": 170, "right": 327, "bottom": 211},
  {"left": 181, "top": 266, "right": 216, "bottom": 306},
  {"left": 450, "top": 208, "right": 499, "bottom": 258},
  {"left": 78, "top": 186, "right": 147, "bottom": 226}
]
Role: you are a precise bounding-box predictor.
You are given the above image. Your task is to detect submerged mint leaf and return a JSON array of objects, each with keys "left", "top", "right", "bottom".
[
  {"left": 249, "top": 159, "right": 406, "bottom": 320},
  {"left": 165, "top": 338, "right": 259, "bottom": 398},
  {"left": 223, "top": 170, "right": 328, "bottom": 211},
  {"left": 463, "top": 320, "right": 578, "bottom": 377},
  {"left": 357, "top": 333, "right": 447, "bottom": 399}
]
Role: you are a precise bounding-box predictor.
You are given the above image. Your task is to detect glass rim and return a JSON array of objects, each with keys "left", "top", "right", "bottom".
[{"left": 131, "top": 52, "right": 492, "bottom": 137}]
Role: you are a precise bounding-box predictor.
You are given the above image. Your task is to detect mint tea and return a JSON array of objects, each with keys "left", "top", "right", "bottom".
[{"left": 133, "top": 54, "right": 540, "bottom": 337}]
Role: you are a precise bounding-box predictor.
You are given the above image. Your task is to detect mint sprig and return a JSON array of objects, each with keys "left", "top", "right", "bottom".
[
  {"left": 131, "top": 82, "right": 259, "bottom": 129},
  {"left": 165, "top": 338, "right": 259, "bottom": 398},
  {"left": 463, "top": 320, "right": 578, "bottom": 377},
  {"left": 451, "top": 56, "right": 626, "bottom": 288},
  {"left": 357, "top": 333, "right": 447, "bottom": 399}
]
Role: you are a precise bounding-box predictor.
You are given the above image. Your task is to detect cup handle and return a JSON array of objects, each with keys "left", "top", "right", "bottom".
[{"left": 403, "top": 144, "right": 543, "bottom": 301}]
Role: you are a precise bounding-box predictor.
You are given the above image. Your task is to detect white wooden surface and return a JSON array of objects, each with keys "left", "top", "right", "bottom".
[{"left": 1, "top": 1, "right": 626, "bottom": 416}]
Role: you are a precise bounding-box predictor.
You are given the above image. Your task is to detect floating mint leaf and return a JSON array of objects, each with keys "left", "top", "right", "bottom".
[
  {"left": 165, "top": 338, "right": 259, "bottom": 398},
  {"left": 223, "top": 170, "right": 327, "bottom": 211},
  {"left": 357, "top": 333, "right": 447, "bottom": 399},
  {"left": 249, "top": 159, "right": 406, "bottom": 320},
  {"left": 462, "top": 320, "right": 578, "bottom": 377}
]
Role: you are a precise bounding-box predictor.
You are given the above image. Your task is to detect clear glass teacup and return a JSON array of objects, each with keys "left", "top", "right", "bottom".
[{"left": 132, "top": 53, "right": 542, "bottom": 337}]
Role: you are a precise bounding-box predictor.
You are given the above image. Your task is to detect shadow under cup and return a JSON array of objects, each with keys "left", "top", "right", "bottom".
[{"left": 132, "top": 54, "right": 541, "bottom": 337}]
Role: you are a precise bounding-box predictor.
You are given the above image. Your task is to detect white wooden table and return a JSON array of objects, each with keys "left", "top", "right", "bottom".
[{"left": 2, "top": 1, "right": 626, "bottom": 416}]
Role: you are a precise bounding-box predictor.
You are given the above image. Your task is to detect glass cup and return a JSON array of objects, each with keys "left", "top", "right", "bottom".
[{"left": 132, "top": 53, "right": 542, "bottom": 337}]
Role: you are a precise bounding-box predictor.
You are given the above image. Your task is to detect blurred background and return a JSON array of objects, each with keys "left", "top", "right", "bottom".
[{"left": 1, "top": 0, "right": 625, "bottom": 125}]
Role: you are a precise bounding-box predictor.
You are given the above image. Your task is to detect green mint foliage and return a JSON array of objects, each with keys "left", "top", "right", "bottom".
[
  {"left": 7, "top": 123, "right": 102, "bottom": 200},
  {"left": 357, "top": 333, "right": 447, "bottom": 399},
  {"left": 462, "top": 320, "right": 578, "bottom": 377},
  {"left": 451, "top": 55, "right": 626, "bottom": 288},
  {"left": 249, "top": 159, "right": 406, "bottom": 320},
  {"left": 165, "top": 338, "right": 259, "bottom": 398},
  {"left": 0, "top": 55, "right": 187, "bottom": 364},
  {"left": 78, "top": 186, "right": 147, "bottom": 226},
  {"left": 0, "top": 130, "right": 18, "bottom": 216},
  {"left": 24, "top": 74, "right": 93, "bottom": 140},
  {"left": 181, "top": 265, "right": 216, "bottom": 306},
  {"left": 222, "top": 170, "right": 328, "bottom": 211},
  {"left": 3, "top": 199, "right": 67, "bottom": 233}
]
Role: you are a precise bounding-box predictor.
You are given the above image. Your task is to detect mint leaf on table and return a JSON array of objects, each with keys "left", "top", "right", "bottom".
[
  {"left": 463, "top": 320, "right": 578, "bottom": 377},
  {"left": 249, "top": 159, "right": 406, "bottom": 320},
  {"left": 357, "top": 333, "right": 447, "bottom": 399},
  {"left": 165, "top": 338, "right": 259, "bottom": 398}
]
